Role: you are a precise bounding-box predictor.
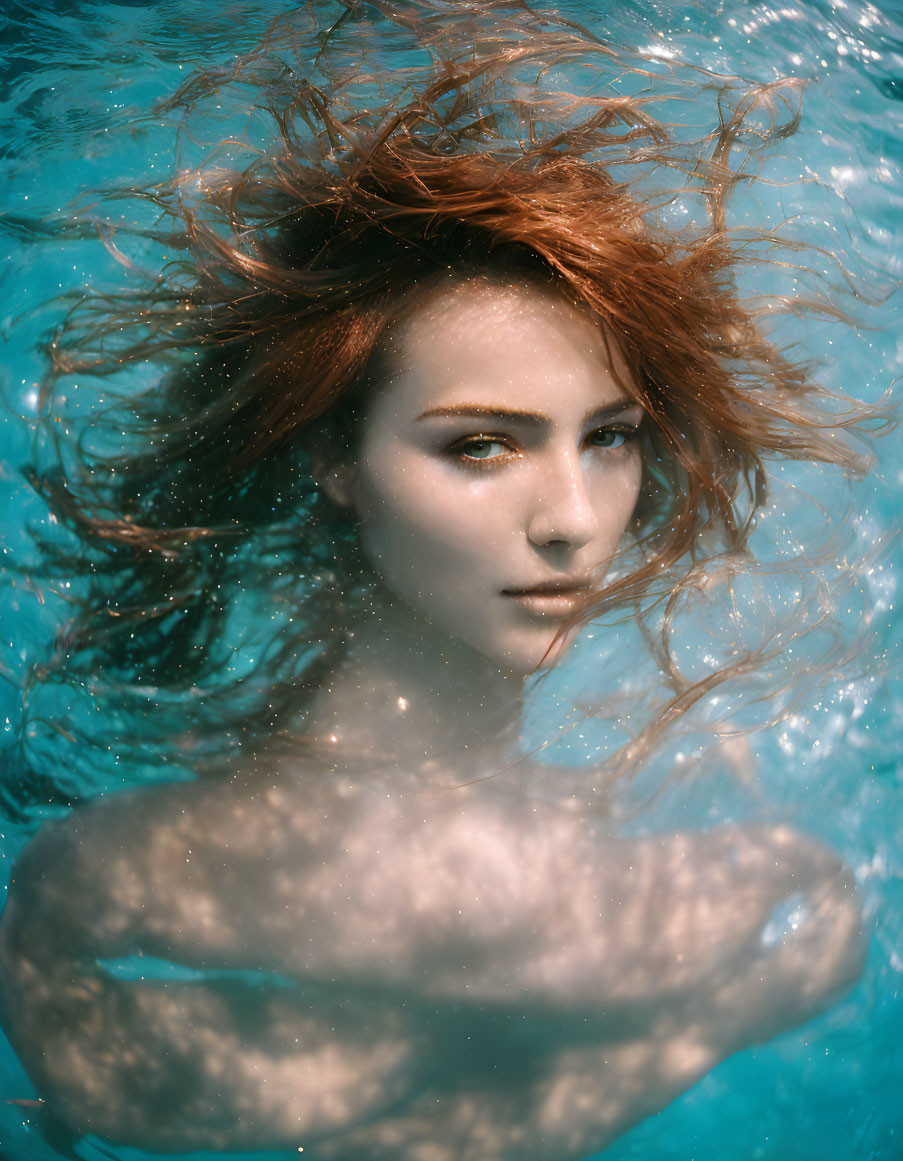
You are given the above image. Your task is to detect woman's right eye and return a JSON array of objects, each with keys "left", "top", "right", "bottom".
[{"left": 450, "top": 437, "right": 515, "bottom": 464}]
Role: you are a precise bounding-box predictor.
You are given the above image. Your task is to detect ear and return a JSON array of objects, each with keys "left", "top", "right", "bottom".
[{"left": 314, "top": 459, "right": 358, "bottom": 511}]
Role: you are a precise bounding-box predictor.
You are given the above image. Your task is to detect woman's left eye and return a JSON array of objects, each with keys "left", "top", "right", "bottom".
[{"left": 587, "top": 428, "right": 629, "bottom": 450}]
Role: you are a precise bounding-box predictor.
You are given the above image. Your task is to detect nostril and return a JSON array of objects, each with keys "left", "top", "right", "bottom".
[{"left": 527, "top": 483, "right": 599, "bottom": 549}]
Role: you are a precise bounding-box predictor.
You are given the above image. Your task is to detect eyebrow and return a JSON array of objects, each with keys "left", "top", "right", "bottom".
[{"left": 416, "top": 400, "right": 643, "bottom": 426}]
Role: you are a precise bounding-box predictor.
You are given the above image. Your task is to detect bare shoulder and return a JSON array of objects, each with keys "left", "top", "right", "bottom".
[
  {"left": 4, "top": 756, "right": 356, "bottom": 945},
  {"left": 14, "top": 752, "right": 341, "bottom": 867},
  {"left": 5, "top": 745, "right": 499, "bottom": 922}
]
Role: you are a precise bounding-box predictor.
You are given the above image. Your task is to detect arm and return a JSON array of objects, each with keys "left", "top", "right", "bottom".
[{"left": 0, "top": 915, "right": 420, "bottom": 1151}]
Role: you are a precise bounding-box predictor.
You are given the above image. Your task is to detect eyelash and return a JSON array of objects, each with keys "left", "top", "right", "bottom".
[{"left": 446, "top": 427, "right": 641, "bottom": 469}]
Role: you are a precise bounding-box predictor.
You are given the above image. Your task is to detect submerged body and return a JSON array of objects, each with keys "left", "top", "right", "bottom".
[
  {"left": 0, "top": 748, "right": 864, "bottom": 1159},
  {"left": 0, "top": 281, "right": 867, "bottom": 1158}
]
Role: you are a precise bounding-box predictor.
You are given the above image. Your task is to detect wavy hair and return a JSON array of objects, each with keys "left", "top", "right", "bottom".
[{"left": 7, "top": 0, "right": 884, "bottom": 817}]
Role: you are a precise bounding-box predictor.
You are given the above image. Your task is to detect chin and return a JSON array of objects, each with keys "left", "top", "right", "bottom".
[{"left": 491, "top": 628, "right": 574, "bottom": 676}]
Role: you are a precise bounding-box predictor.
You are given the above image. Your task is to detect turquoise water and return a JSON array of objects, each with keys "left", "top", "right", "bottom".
[{"left": 0, "top": 0, "right": 901, "bottom": 1158}]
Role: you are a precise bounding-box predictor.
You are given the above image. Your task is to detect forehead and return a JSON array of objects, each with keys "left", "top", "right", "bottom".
[{"left": 376, "top": 279, "right": 638, "bottom": 418}]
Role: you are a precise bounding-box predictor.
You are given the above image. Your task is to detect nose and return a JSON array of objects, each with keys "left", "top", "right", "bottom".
[{"left": 527, "top": 452, "right": 599, "bottom": 550}]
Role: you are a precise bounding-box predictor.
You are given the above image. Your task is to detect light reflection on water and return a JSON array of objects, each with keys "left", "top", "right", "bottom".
[{"left": 0, "top": 1, "right": 901, "bottom": 1158}]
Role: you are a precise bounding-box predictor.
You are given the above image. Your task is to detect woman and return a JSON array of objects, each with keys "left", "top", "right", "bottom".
[{"left": 0, "top": 4, "right": 878, "bottom": 1158}]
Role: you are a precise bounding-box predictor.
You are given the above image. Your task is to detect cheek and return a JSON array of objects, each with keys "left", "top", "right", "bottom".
[
  {"left": 584, "top": 454, "right": 643, "bottom": 550},
  {"left": 610, "top": 455, "right": 643, "bottom": 530},
  {"left": 353, "top": 461, "right": 501, "bottom": 598}
]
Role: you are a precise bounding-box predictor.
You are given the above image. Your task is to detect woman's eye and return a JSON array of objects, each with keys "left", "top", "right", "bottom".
[
  {"left": 588, "top": 428, "right": 629, "bottom": 450},
  {"left": 454, "top": 438, "right": 512, "bottom": 462}
]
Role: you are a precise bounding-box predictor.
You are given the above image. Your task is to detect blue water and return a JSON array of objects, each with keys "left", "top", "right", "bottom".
[{"left": 0, "top": 0, "right": 901, "bottom": 1158}]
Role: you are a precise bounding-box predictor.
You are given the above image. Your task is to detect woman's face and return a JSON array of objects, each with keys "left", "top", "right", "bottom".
[{"left": 338, "top": 279, "right": 644, "bottom": 674}]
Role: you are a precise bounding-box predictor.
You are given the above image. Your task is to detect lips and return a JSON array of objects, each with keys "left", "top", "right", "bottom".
[{"left": 502, "top": 581, "right": 592, "bottom": 617}]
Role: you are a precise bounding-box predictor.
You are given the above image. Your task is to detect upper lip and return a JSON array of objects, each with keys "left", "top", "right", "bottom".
[{"left": 502, "top": 580, "right": 592, "bottom": 596}]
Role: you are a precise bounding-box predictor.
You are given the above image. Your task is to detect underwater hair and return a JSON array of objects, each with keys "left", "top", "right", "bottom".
[{"left": 7, "top": 0, "right": 883, "bottom": 817}]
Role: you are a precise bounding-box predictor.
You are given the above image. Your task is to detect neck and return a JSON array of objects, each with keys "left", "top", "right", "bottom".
[{"left": 303, "top": 590, "right": 525, "bottom": 777}]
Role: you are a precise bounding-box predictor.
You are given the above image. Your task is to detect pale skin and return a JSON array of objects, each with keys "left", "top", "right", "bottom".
[{"left": 0, "top": 280, "right": 866, "bottom": 1160}]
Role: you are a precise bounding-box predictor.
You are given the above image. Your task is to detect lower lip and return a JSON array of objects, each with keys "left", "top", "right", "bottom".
[{"left": 504, "top": 591, "right": 588, "bottom": 617}]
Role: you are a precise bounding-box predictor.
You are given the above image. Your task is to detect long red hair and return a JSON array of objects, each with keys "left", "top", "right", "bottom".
[{"left": 13, "top": 0, "right": 884, "bottom": 815}]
